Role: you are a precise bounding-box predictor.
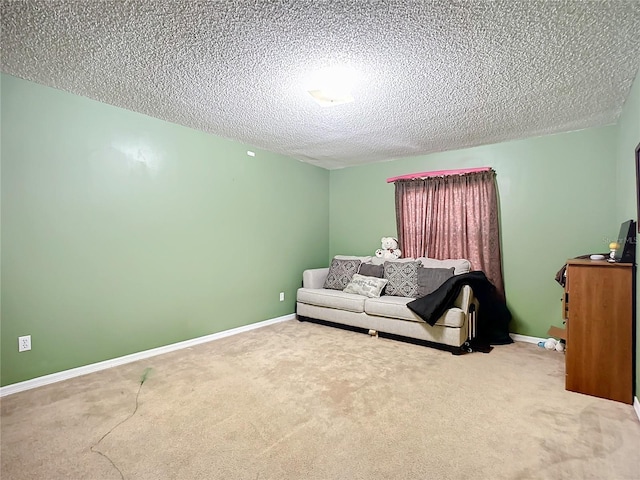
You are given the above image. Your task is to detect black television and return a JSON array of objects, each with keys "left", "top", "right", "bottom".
[{"left": 614, "top": 219, "right": 636, "bottom": 263}]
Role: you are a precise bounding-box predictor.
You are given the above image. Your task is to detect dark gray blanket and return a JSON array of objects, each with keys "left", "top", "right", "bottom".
[{"left": 407, "top": 271, "right": 513, "bottom": 345}]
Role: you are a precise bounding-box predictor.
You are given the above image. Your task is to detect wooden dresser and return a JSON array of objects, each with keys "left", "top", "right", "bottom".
[{"left": 562, "top": 259, "right": 634, "bottom": 404}]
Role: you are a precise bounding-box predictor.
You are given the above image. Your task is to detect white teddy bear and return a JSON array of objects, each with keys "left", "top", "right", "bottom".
[{"left": 375, "top": 237, "right": 402, "bottom": 260}]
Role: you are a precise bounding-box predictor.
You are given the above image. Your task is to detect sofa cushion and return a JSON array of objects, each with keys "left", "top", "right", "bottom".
[
  {"left": 323, "top": 258, "right": 362, "bottom": 290},
  {"left": 297, "top": 288, "right": 366, "bottom": 313},
  {"left": 364, "top": 296, "right": 465, "bottom": 327},
  {"left": 417, "top": 267, "right": 455, "bottom": 297},
  {"left": 358, "top": 263, "right": 384, "bottom": 278},
  {"left": 343, "top": 273, "right": 388, "bottom": 298},
  {"left": 416, "top": 257, "right": 471, "bottom": 275},
  {"left": 364, "top": 295, "right": 419, "bottom": 321},
  {"left": 383, "top": 260, "right": 421, "bottom": 297},
  {"left": 433, "top": 308, "right": 466, "bottom": 328},
  {"left": 334, "top": 255, "right": 373, "bottom": 263},
  {"left": 370, "top": 256, "right": 416, "bottom": 266}
]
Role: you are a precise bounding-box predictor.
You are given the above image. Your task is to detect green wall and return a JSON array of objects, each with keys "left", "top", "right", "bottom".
[
  {"left": 2, "top": 70, "right": 638, "bottom": 396},
  {"left": 330, "top": 127, "right": 619, "bottom": 338},
  {"left": 0, "top": 74, "right": 330, "bottom": 386},
  {"left": 614, "top": 69, "right": 640, "bottom": 397}
]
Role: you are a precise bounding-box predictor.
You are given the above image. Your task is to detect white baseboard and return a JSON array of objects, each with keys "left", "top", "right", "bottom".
[
  {"left": 510, "top": 333, "right": 546, "bottom": 344},
  {"left": 634, "top": 397, "right": 640, "bottom": 423},
  {"left": 0, "top": 314, "right": 295, "bottom": 397}
]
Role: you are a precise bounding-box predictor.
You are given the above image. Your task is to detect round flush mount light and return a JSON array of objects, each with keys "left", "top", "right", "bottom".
[{"left": 306, "top": 65, "right": 359, "bottom": 107}]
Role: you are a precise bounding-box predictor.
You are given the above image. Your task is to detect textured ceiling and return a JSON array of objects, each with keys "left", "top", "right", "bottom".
[{"left": 2, "top": 1, "right": 640, "bottom": 169}]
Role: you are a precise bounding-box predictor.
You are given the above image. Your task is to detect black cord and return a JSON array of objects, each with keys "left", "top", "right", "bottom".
[{"left": 90, "top": 376, "right": 147, "bottom": 480}]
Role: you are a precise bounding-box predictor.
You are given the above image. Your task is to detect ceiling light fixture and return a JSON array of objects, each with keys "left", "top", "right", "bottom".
[{"left": 307, "top": 65, "right": 358, "bottom": 107}]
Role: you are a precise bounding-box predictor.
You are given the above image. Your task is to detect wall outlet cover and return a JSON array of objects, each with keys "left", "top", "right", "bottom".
[{"left": 18, "top": 335, "right": 31, "bottom": 352}]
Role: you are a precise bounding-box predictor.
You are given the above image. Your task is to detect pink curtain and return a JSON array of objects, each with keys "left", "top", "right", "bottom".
[{"left": 395, "top": 170, "right": 504, "bottom": 298}]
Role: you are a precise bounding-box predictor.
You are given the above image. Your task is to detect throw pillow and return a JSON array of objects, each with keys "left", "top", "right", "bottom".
[
  {"left": 417, "top": 267, "right": 455, "bottom": 297},
  {"left": 416, "top": 257, "right": 471, "bottom": 275},
  {"left": 323, "top": 258, "right": 362, "bottom": 290},
  {"left": 358, "top": 263, "right": 384, "bottom": 278},
  {"left": 383, "top": 260, "right": 422, "bottom": 297},
  {"left": 343, "top": 273, "right": 388, "bottom": 298}
]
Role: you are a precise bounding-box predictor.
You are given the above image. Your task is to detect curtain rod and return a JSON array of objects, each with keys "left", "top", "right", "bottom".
[{"left": 386, "top": 167, "right": 492, "bottom": 183}]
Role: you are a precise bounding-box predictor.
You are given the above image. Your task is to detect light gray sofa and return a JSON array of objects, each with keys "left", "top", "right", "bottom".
[{"left": 296, "top": 256, "right": 478, "bottom": 353}]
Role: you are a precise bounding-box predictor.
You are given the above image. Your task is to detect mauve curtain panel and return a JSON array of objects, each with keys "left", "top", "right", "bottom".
[{"left": 395, "top": 170, "right": 504, "bottom": 298}]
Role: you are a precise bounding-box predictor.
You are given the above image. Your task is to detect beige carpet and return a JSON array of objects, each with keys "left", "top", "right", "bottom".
[{"left": 2, "top": 319, "right": 639, "bottom": 480}]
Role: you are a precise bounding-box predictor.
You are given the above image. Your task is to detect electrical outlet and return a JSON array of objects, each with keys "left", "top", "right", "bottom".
[
  {"left": 279, "top": 292, "right": 285, "bottom": 302},
  {"left": 18, "top": 335, "right": 31, "bottom": 352}
]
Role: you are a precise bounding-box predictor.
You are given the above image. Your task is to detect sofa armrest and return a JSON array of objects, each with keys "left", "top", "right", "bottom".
[
  {"left": 453, "top": 285, "right": 475, "bottom": 313},
  {"left": 302, "top": 268, "right": 329, "bottom": 289}
]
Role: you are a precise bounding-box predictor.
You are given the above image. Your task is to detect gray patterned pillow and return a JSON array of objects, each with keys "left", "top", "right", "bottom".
[
  {"left": 323, "top": 258, "right": 362, "bottom": 290},
  {"left": 383, "top": 260, "right": 422, "bottom": 297},
  {"left": 343, "top": 274, "right": 388, "bottom": 298}
]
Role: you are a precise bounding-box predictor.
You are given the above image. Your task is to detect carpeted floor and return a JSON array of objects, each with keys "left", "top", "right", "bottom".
[{"left": 1, "top": 319, "right": 639, "bottom": 479}]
